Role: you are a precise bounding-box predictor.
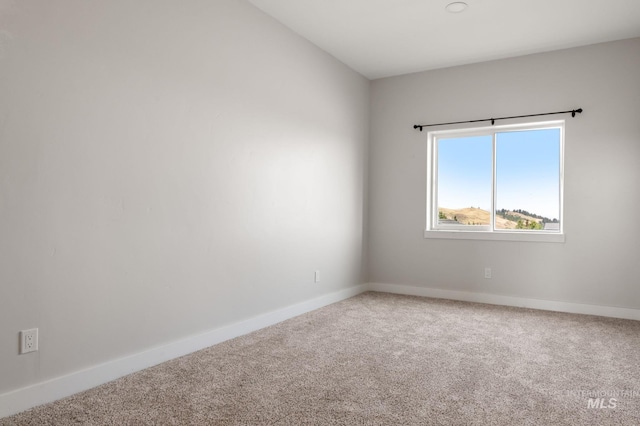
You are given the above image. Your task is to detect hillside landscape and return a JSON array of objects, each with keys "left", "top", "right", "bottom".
[{"left": 438, "top": 207, "right": 557, "bottom": 229}]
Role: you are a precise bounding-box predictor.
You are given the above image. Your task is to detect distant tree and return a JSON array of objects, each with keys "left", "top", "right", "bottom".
[
  {"left": 516, "top": 219, "right": 543, "bottom": 230},
  {"left": 439, "top": 211, "right": 447, "bottom": 220}
]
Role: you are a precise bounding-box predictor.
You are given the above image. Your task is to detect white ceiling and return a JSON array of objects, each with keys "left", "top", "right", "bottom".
[{"left": 248, "top": 0, "right": 640, "bottom": 80}]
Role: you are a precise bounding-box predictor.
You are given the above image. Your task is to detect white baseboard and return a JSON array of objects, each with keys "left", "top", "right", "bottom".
[
  {"left": 368, "top": 282, "right": 640, "bottom": 321},
  {"left": 0, "top": 284, "right": 367, "bottom": 419}
]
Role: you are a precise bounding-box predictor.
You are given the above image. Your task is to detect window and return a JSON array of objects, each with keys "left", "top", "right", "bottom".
[{"left": 426, "top": 121, "right": 564, "bottom": 242}]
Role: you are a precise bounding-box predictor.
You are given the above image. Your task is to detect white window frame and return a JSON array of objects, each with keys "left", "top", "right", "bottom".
[{"left": 425, "top": 120, "right": 565, "bottom": 243}]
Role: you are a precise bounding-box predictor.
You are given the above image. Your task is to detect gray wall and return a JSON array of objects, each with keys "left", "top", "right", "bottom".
[
  {"left": 0, "top": 0, "right": 369, "bottom": 393},
  {"left": 368, "top": 38, "right": 640, "bottom": 308}
]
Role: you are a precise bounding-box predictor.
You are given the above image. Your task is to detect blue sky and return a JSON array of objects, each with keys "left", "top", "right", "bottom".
[{"left": 437, "top": 128, "right": 560, "bottom": 220}]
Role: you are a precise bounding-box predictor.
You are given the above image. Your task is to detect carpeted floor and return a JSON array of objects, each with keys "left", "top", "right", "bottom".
[{"left": 3, "top": 291, "right": 640, "bottom": 425}]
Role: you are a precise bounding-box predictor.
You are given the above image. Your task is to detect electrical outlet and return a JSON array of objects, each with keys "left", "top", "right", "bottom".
[
  {"left": 484, "top": 267, "right": 492, "bottom": 279},
  {"left": 314, "top": 270, "right": 320, "bottom": 283},
  {"left": 20, "top": 328, "right": 38, "bottom": 354}
]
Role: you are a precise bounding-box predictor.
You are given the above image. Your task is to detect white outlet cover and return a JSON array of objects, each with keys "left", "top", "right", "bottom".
[{"left": 20, "top": 328, "right": 38, "bottom": 354}]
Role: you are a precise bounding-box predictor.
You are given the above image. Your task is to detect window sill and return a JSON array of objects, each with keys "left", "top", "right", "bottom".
[{"left": 424, "top": 230, "right": 565, "bottom": 243}]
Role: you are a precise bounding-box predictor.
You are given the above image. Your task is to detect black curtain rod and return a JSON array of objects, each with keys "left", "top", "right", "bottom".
[{"left": 413, "top": 108, "right": 583, "bottom": 131}]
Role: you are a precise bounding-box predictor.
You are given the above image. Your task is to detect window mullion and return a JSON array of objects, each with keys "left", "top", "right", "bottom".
[
  {"left": 491, "top": 132, "right": 497, "bottom": 231},
  {"left": 430, "top": 137, "right": 437, "bottom": 229}
]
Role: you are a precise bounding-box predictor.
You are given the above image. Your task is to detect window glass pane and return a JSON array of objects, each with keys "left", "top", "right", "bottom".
[
  {"left": 495, "top": 129, "right": 560, "bottom": 231},
  {"left": 436, "top": 135, "right": 492, "bottom": 226}
]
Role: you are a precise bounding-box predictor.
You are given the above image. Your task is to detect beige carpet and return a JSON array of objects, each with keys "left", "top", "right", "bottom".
[{"left": 3, "top": 291, "right": 640, "bottom": 425}]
